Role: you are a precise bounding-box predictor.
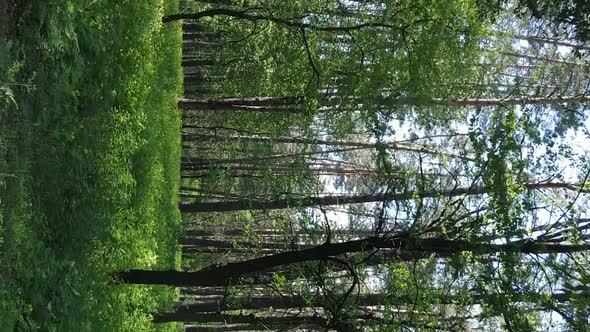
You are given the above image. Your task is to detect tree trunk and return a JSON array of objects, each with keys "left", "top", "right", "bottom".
[
  {"left": 181, "top": 229, "right": 275, "bottom": 237},
  {"left": 180, "top": 287, "right": 226, "bottom": 297},
  {"left": 181, "top": 134, "right": 474, "bottom": 161},
  {"left": 182, "top": 23, "right": 205, "bottom": 32},
  {"left": 194, "top": 0, "right": 234, "bottom": 5},
  {"left": 116, "top": 237, "right": 590, "bottom": 286},
  {"left": 181, "top": 59, "right": 217, "bottom": 67},
  {"left": 179, "top": 147, "right": 365, "bottom": 168},
  {"left": 182, "top": 246, "right": 280, "bottom": 255},
  {"left": 156, "top": 290, "right": 588, "bottom": 322},
  {"left": 346, "top": 94, "right": 590, "bottom": 107},
  {"left": 184, "top": 324, "right": 267, "bottom": 332},
  {"left": 179, "top": 237, "right": 300, "bottom": 250},
  {"left": 156, "top": 312, "right": 327, "bottom": 326},
  {"left": 162, "top": 8, "right": 403, "bottom": 33},
  {"left": 178, "top": 182, "right": 584, "bottom": 213},
  {"left": 180, "top": 164, "right": 379, "bottom": 176},
  {"left": 178, "top": 97, "right": 305, "bottom": 113},
  {"left": 183, "top": 31, "right": 221, "bottom": 42},
  {"left": 161, "top": 295, "right": 321, "bottom": 316},
  {"left": 181, "top": 228, "right": 372, "bottom": 238}
]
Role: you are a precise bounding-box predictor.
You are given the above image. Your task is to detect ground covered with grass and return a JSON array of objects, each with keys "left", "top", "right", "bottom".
[{"left": 0, "top": 0, "right": 183, "bottom": 330}]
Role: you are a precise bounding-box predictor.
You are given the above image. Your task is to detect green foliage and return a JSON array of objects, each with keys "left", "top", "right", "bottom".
[
  {"left": 515, "top": 0, "right": 590, "bottom": 42},
  {"left": 178, "top": 1, "right": 590, "bottom": 331},
  {"left": 0, "top": 0, "right": 183, "bottom": 330}
]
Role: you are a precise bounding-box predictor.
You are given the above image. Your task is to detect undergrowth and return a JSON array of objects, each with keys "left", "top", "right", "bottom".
[{"left": 0, "top": 0, "right": 183, "bottom": 330}]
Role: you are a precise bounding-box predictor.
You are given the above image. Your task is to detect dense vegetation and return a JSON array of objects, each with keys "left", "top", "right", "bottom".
[
  {"left": 1, "top": 0, "right": 589, "bottom": 331},
  {"left": 0, "top": 0, "right": 182, "bottom": 330}
]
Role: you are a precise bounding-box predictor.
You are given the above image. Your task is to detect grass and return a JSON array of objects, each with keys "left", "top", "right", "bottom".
[{"left": 0, "top": 0, "right": 183, "bottom": 330}]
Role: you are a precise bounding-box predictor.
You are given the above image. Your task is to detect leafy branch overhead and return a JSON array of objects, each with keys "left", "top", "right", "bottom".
[{"left": 119, "top": 0, "right": 590, "bottom": 331}]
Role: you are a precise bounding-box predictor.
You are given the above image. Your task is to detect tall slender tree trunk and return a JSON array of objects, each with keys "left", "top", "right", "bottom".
[
  {"left": 181, "top": 59, "right": 217, "bottom": 67},
  {"left": 179, "top": 237, "right": 302, "bottom": 250},
  {"left": 180, "top": 94, "right": 589, "bottom": 113},
  {"left": 181, "top": 164, "right": 379, "bottom": 176},
  {"left": 116, "top": 237, "right": 590, "bottom": 286},
  {"left": 182, "top": 246, "right": 280, "bottom": 255},
  {"left": 354, "top": 94, "right": 590, "bottom": 107},
  {"left": 181, "top": 228, "right": 373, "bottom": 239},
  {"left": 178, "top": 97, "right": 305, "bottom": 113},
  {"left": 182, "top": 23, "right": 205, "bottom": 32},
  {"left": 156, "top": 290, "right": 587, "bottom": 322},
  {"left": 155, "top": 312, "right": 327, "bottom": 326},
  {"left": 184, "top": 324, "right": 268, "bottom": 332},
  {"left": 180, "top": 287, "right": 226, "bottom": 297},
  {"left": 162, "top": 8, "right": 404, "bottom": 33},
  {"left": 178, "top": 182, "right": 584, "bottom": 213},
  {"left": 181, "top": 134, "right": 474, "bottom": 161},
  {"left": 180, "top": 146, "right": 366, "bottom": 168}
]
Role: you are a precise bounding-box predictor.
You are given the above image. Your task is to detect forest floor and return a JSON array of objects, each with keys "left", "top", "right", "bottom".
[{"left": 0, "top": 0, "right": 183, "bottom": 330}]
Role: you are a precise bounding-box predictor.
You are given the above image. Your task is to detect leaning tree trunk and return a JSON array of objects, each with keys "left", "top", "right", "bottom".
[{"left": 115, "top": 237, "right": 590, "bottom": 286}]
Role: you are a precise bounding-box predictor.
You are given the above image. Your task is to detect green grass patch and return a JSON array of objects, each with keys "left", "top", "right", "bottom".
[{"left": 0, "top": 0, "right": 183, "bottom": 330}]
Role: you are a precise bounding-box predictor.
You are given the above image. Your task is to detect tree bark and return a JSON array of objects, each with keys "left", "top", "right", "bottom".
[
  {"left": 179, "top": 147, "right": 365, "bottom": 168},
  {"left": 181, "top": 134, "right": 474, "bottom": 162},
  {"left": 180, "top": 287, "right": 226, "bottom": 297},
  {"left": 178, "top": 97, "right": 305, "bottom": 113},
  {"left": 348, "top": 94, "right": 590, "bottom": 107},
  {"left": 181, "top": 59, "right": 216, "bottom": 67},
  {"left": 163, "top": 8, "right": 403, "bottom": 33},
  {"left": 157, "top": 290, "right": 588, "bottom": 322},
  {"left": 184, "top": 324, "right": 270, "bottom": 332},
  {"left": 178, "top": 182, "right": 585, "bottom": 213},
  {"left": 179, "top": 237, "right": 302, "bottom": 250},
  {"left": 181, "top": 228, "right": 373, "bottom": 240},
  {"left": 182, "top": 246, "right": 280, "bottom": 255},
  {"left": 182, "top": 23, "right": 205, "bottom": 32},
  {"left": 155, "top": 312, "right": 327, "bottom": 326},
  {"left": 181, "top": 228, "right": 284, "bottom": 237},
  {"left": 116, "top": 237, "right": 590, "bottom": 286},
  {"left": 183, "top": 31, "right": 221, "bottom": 42},
  {"left": 180, "top": 164, "right": 379, "bottom": 176}
]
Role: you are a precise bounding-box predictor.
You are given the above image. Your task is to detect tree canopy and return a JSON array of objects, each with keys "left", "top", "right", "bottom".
[{"left": 121, "top": 0, "right": 590, "bottom": 330}]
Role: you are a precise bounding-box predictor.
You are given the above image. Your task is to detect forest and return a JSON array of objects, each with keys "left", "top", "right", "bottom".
[{"left": 1, "top": 0, "right": 589, "bottom": 331}]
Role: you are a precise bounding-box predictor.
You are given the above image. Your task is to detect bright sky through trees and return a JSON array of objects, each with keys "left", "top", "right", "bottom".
[{"left": 3, "top": 0, "right": 589, "bottom": 330}]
